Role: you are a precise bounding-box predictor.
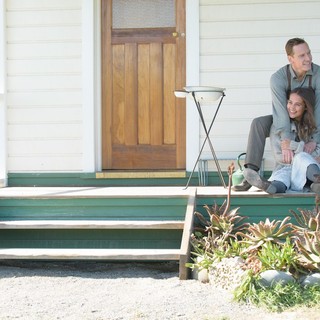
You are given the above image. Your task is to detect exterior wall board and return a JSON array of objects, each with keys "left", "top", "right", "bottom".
[
  {"left": 4, "top": 0, "right": 320, "bottom": 174},
  {"left": 6, "top": 0, "right": 83, "bottom": 172},
  {"left": 0, "top": 0, "right": 7, "bottom": 185}
]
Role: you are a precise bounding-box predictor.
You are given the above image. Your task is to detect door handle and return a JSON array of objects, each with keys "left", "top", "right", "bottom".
[{"left": 172, "top": 32, "right": 186, "bottom": 38}]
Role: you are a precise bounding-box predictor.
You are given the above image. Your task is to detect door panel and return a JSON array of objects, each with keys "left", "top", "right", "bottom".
[{"left": 102, "top": 0, "right": 186, "bottom": 170}]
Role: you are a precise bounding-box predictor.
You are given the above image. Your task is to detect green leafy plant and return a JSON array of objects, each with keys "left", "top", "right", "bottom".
[
  {"left": 236, "top": 217, "right": 293, "bottom": 253},
  {"left": 233, "top": 269, "right": 259, "bottom": 303},
  {"left": 257, "top": 238, "right": 303, "bottom": 276},
  {"left": 236, "top": 280, "right": 320, "bottom": 312},
  {"left": 185, "top": 249, "right": 214, "bottom": 272}
]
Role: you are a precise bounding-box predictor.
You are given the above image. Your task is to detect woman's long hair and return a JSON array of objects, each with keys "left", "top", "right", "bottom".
[{"left": 290, "top": 87, "right": 316, "bottom": 142}]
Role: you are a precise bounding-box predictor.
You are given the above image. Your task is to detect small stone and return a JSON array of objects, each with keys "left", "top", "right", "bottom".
[
  {"left": 300, "top": 273, "right": 320, "bottom": 286},
  {"left": 259, "top": 270, "right": 295, "bottom": 287},
  {"left": 197, "top": 269, "right": 209, "bottom": 283}
]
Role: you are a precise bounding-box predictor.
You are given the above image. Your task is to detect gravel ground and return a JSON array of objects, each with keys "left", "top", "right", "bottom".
[{"left": 0, "top": 261, "right": 319, "bottom": 320}]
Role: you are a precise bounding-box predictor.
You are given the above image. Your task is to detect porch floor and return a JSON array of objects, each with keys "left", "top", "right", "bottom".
[{"left": 0, "top": 185, "right": 314, "bottom": 199}]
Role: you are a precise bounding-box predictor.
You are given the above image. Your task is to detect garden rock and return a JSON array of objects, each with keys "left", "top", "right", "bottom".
[
  {"left": 259, "top": 270, "right": 295, "bottom": 287},
  {"left": 191, "top": 256, "right": 209, "bottom": 283},
  {"left": 195, "top": 268, "right": 209, "bottom": 283},
  {"left": 208, "top": 256, "right": 245, "bottom": 291},
  {"left": 300, "top": 273, "right": 320, "bottom": 286}
]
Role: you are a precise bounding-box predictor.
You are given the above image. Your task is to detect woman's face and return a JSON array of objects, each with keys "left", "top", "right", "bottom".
[{"left": 287, "top": 92, "right": 306, "bottom": 121}]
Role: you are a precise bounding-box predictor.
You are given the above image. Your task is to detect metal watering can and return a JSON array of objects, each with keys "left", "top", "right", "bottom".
[{"left": 232, "top": 153, "right": 246, "bottom": 186}]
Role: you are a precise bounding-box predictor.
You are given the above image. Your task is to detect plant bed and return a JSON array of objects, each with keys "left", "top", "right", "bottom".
[{"left": 187, "top": 164, "right": 320, "bottom": 312}]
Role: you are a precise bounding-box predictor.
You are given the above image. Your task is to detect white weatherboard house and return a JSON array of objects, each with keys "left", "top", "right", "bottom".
[{"left": 1, "top": 0, "right": 320, "bottom": 187}]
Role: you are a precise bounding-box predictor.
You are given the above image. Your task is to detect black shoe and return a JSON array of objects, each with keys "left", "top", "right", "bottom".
[
  {"left": 232, "top": 179, "right": 252, "bottom": 191},
  {"left": 243, "top": 168, "right": 272, "bottom": 192}
]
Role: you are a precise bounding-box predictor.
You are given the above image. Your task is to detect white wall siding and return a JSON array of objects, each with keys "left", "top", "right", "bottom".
[
  {"left": 199, "top": 0, "right": 320, "bottom": 170},
  {"left": 0, "top": 0, "right": 7, "bottom": 185},
  {"left": 6, "top": 0, "right": 82, "bottom": 172}
]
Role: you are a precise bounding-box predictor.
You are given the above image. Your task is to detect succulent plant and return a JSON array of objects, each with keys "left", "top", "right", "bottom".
[
  {"left": 195, "top": 202, "right": 248, "bottom": 237},
  {"left": 236, "top": 217, "right": 293, "bottom": 253},
  {"left": 191, "top": 163, "right": 249, "bottom": 258},
  {"left": 295, "top": 231, "right": 320, "bottom": 272},
  {"left": 194, "top": 163, "right": 248, "bottom": 245},
  {"left": 290, "top": 208, "right": 320, "bottom": 236}
]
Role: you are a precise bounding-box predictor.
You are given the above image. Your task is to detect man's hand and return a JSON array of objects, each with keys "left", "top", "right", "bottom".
[{"left": 304, "top": 141, "right": 316, "bottom": 154}]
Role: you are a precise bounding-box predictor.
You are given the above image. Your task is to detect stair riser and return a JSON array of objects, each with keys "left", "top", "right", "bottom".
[
  {"left": 0, "top": 229, "right": 183, "bottom": 249},
  {"left": 0, "top": 198, "right": 187, "bottom": 220}
]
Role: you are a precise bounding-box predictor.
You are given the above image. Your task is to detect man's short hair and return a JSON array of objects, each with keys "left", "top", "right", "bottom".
[{"left": 285, "top": 38, "right": 307, "bottom": 56}]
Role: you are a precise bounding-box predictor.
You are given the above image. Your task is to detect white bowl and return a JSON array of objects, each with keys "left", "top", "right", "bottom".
[
  {"left": 174, "top": 90, "right": 189, "bottom": 98},
  {"left": 194, "top": 90, "right": 224, "bottom": 102},
  {"left": 184, "top": 86, "right": 225, "bottom": 93}
]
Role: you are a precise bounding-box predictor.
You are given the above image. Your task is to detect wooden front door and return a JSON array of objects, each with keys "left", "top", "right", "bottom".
[{"left": 101, "top": 0, "right": 186, "bottom": 170}]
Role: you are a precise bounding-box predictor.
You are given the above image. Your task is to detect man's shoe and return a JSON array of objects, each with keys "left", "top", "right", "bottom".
[
  {"left": 243, "top": 168, "right": 271, "bottom": 192},
  {"left": 232, "top": 179, "right": 252, "bottom": 192}
]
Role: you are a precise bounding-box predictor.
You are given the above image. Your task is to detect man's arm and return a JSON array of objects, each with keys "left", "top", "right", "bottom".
[
  {"left": 312, "top": 66, "right": 320, "bottom": 142},
  {"left": 270, "top": 68, "right": 291, "bottom": 140}
]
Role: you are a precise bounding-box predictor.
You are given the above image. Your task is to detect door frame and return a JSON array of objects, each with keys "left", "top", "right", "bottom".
[{"left": 81, "top": 0, "right": 199, "bottom": 172}]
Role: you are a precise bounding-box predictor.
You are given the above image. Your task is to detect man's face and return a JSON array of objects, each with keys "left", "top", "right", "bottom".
[{"left": 288, "top": 43, "right": 312, "bottom": 76}]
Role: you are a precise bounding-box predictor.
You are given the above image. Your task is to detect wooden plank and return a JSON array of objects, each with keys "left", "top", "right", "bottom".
[
  {"left": 138, "top": 44, "right": 151, "bottom": 144},
  {"left": 112, "top": 44, "right": 125, "bottom": 144},
  {"left": 179, "top": 191, "right": 196, "bottom": 280},
  {"left": 163, "top": 43, "right": 176, "bottom": 144},
  {"left": 111, "top": 27, "right": 176, "bottom": 44},
  {"left": 175, "top": 0, "right": 186, "bottom": 169},
  {"left": 0, "top": 220, "right": 185, "bottom": 230},
  {"left": 0, "top": 248, "right": 181, "bottom": 260},
  {"left": 96, "top": 171, "right": 186, "bottom": 179},
  {"left": 124, "top": 43, "right": 138, "bottom": 145},
  {"left": 150, "top": 42, "right": 163, "bottom": 146},
  {"left": 101, "top": 0, "right": 113, "bottom": 168},
  {"left": 112, "top": 144, "right": 176, "bottom": 169}
]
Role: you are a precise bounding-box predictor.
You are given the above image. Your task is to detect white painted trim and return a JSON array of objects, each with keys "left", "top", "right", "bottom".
[
  {"left": 82, "top": 0, "right": 102, "bottom": 172},
  {"left": 186, "top": 0, "right": 200, "bottom": 171},
  {"left": 82, "top": 0, "right": 96, "bottom": 172},
  {"left": 0, "top": 0, "right": 7, "bottom": 186}
]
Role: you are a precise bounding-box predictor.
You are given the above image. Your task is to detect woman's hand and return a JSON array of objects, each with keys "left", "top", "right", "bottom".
[
  {"left": 281, "top": 139, "right": 293, "bottom": 163},
  {"left": 304, "top": 141, "right": 317, "bottom": 154},
  {"left": 282, "top": 149, "right": 294, "bottom": 163}
]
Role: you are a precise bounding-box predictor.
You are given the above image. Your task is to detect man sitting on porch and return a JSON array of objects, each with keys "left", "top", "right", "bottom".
[{"left": 233, "top": 37, "right": 320, "bottom": 192}]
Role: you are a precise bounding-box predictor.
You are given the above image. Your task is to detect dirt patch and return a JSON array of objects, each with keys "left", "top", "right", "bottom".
[{"left": 0, "top": 261, "right": 319, "bottom": 320}]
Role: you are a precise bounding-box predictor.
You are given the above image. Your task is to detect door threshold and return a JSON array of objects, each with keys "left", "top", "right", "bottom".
[{"left": 96, "top": 171, "right": 186, "bottom": 179}]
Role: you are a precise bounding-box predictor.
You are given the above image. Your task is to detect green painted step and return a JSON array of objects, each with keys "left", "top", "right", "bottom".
[{"left": 0, "top": 188, "right": 196, "bottom": 280}]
